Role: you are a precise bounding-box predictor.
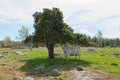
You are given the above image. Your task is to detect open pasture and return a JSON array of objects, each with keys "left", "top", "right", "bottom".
[{"left": 0, "top": 47, "right": 120, "bottom": 80}]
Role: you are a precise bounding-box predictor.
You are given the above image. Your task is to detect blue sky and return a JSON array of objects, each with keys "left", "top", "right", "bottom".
[{"left": 0, "top": 0, "right": 120, "bottom": 40}]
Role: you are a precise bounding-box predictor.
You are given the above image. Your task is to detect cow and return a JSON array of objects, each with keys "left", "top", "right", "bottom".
[{"left": 63, "top": 46, "right": 80, "bottom": 61}]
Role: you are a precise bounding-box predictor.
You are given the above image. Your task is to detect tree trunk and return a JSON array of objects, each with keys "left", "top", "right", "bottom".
[{"left": 46, "top": 42, "right": 54, "bottom": 59}]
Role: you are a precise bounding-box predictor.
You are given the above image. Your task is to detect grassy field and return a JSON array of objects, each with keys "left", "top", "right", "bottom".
[{"left": 0, "top": 47, "right": 120, "bottom": 80}]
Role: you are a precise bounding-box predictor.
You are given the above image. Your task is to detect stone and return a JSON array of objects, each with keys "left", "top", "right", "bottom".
[
  {"left": 112, "top": 53, "right": 120, "bottom": 57},
  {"left": 95, "top": 65, "right": 104, "bottom": 69},
  {"left": 0, "top": 54, "right": 3, "bottom": 57},
  {"left": 77, "top": 66, "right": 83, "bottom": 71},
  {"left": 16, "top": 51, "right": 24, "bottom": 55},
  {"left": 24, "top": 76, "right": 34, "bottom": 80},
  {"left": 86, "top": 47, "right": 97, "bottom": 52},
  {"left": 34, "top": 66, "right": 45, "bottom": 72},
  {"left": 2, "top": 63, "right": 5, "bottom": 65},
  {"left": 103, "top": 62, "right": 108, "bottom": 64},
  {"left": 13, "top": 75, "right": 23, "bottom": 80},
  {"left": 50, "top": 69, "right": 60, "bottom": 76}
]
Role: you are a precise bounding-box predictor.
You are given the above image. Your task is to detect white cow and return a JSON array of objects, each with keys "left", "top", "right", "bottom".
[{"left": 63, "top": 46, "right": 80, "bottom": 61}]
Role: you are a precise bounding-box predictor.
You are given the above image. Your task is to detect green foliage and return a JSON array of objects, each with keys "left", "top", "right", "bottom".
[
  {"left": 23, "top": 35, "right": 33, "bottom": 44},
  {"left": 3, "top": 36, "right": 12, "bottom": 47},
  {"left": 33, "top": 7, "right": 75, "bottom": 58},
  {"left": 97, "top": 30, "right": 103, "bottom": 47},
  {"left": 74, "top": 33, "right": 89, "bottom": 45},
  {"left": 33, "top": 8, "right": 74, "bottom": 44},
  {"left": 90, "top": 37, "right": 120, "bottom": 47},
  {"left": 12, "top": 41, "right": 25, "bottom": 46},
  {"left": 105, "top": 46, "right": 111, "bottom": 49},
  {"left": 17, "top": 26, "right": 29, "bottom": 40},
  {"left": 97, "top": 30, "right": 102, "bottom": 38}
]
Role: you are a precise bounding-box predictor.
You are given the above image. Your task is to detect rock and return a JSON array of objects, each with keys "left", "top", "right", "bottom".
[
  {"left": 34, "top": 66, "right": 45, "bottom": 72},
  {"left": 112, "top": 53, "right": 120, "bottom": 57},
  {"left": 94, "top": 65, "right": 104, "bottom": 69},
  {"left": 13, "top": 75, "right": 23, "bottom": 80},
  {"left": 50, "top": 69, "right": 60, "bottom": 76},
  {"left": 86, "top": 47, "right": 97, "bottom": 52},
  {"left": 16, "top": 51, "right": 24, "bottom": 55},
  {"left": 77, "top": 66, "right": 83, "bottom": 71},
  {"left": 103, "top": 62, "right": 108, "bottom": 64},
  {"left": 24, "top": 76, "right": 34, "bottom": 80},
  {"left": 0, "top": 54, "right": 3, "bottom": 57},
  {"left": 2, "top": 63, "right": 5, "bottom": 65}
]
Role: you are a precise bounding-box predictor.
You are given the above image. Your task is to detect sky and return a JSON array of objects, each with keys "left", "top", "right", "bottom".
[{"left": 0, "top": 0, "right": 120, "bottom": 40}]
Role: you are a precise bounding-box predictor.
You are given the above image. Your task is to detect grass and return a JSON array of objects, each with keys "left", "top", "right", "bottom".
[
  {"left": 81, "top": 48, "right": 120, "bottom": 76},
  {"left": 0, "top": 47, "right": 120, "bottom": 80}
]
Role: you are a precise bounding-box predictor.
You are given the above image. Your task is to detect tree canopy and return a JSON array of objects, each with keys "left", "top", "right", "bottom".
[
  {"left": 17, "top": 26, "right": 29, "bottom": 41},
  {"left": 3, "top": 36, "right": 12, "bottom": 47},
  {"left": 33, "top": 8, "right": 75, "bottom": 59}
]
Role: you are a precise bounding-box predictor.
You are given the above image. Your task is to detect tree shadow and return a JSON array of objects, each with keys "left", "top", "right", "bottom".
[{"left": 19, "top": 57, "right": 93, "bottom": 77}]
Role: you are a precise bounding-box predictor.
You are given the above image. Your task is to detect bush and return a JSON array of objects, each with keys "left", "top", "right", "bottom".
[{"left": 106, "top": 46, "right": 111, "bottom": 49}]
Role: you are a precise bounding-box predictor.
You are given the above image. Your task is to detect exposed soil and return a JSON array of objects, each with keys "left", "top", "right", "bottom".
[
  {"left": 66, "top": 68, "right": 116, "bottom": 80},
  {"left": 0, "top": 60, "right": 26, "bottom": 79}
]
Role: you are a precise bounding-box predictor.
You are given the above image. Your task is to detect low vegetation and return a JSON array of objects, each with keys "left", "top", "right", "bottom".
[{"left": 0, "top": 47, "right": 120, "bottom": 80}]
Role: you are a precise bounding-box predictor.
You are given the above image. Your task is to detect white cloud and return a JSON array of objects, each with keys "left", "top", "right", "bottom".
[
  {"left": 79, "top": 29, "right": 95, "bottom": 37},
  {"left": 1, "top": 0, "right": 120, "bottom": 22},
  {"left": 0, "top": 0, "right": 120, "bottom": 39}
]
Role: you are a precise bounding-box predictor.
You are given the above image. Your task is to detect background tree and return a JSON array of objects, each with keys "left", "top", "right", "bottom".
[
  {"left": 23, "top": 35, "right": 33, "bottom": 50},
  {"left": 17, "top": 26, "right": 29, "bottom": 41},
  {"left": 3, "top": 36, "right": 12, "bottom": 47},
  {"left": 74, "top": 33, "right": 88, "bottom": 46},
  {"left": 91, "top": 36, "right": 98, "bottom": 47},
  {"left": 24, "top": 35, "right": 32, "bottom": 44},
  {"left": 0, "top": 41, "right": 4, "bottom": 47},
  {"left": 115, "top": 38, "right": 119, "bottom": 47},
  {"left": 33, "top": 8, "right": 74, "bottom": 59},
  {"left": 97, "top": 30, "right": 103, "bottom": 47}
]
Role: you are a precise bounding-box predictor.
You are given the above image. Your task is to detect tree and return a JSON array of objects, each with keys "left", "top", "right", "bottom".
[
  {"left": 17, "top": 26, "right": 29, "bottom": 41},
  {"left": 33, "top": 8, "right": 74, "bottom": 59},
  {"left": 24, "top": 35, "right": 33, "bottom": 50},
  {"left": 74, "top": 33, "right": 88, "bottom": 46},
  {"left": 97, "top": 30, "right": 103, "bottom": 47},
  {"left": 3, "top": 36, "right": 12, "bottom": 47},
  {"left": 0, "top": 41, "right": 4, "bottom": 47},
  {"left": 24, "top": 35, "right": 32, "bottom": 44},
  {"left": 115, "top": 38, "right": 120, "bottom": 47}
]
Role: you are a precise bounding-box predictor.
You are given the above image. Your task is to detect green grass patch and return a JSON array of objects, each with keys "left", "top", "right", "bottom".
[{"left": 0, "top": 47, "right": 120, "bottom": 79}]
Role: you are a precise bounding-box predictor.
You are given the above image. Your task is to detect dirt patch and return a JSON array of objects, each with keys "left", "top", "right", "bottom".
[
  {"left": 0, "top": 60, "right": 26, "bottom": 79},
  {"left": 66, "top": 68, "right": 116, "bottom": 80}
]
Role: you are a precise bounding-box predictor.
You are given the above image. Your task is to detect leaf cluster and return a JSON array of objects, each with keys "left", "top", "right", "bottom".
[{"left": 33, "top": 8, "right": 75, "bottom": 45}]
